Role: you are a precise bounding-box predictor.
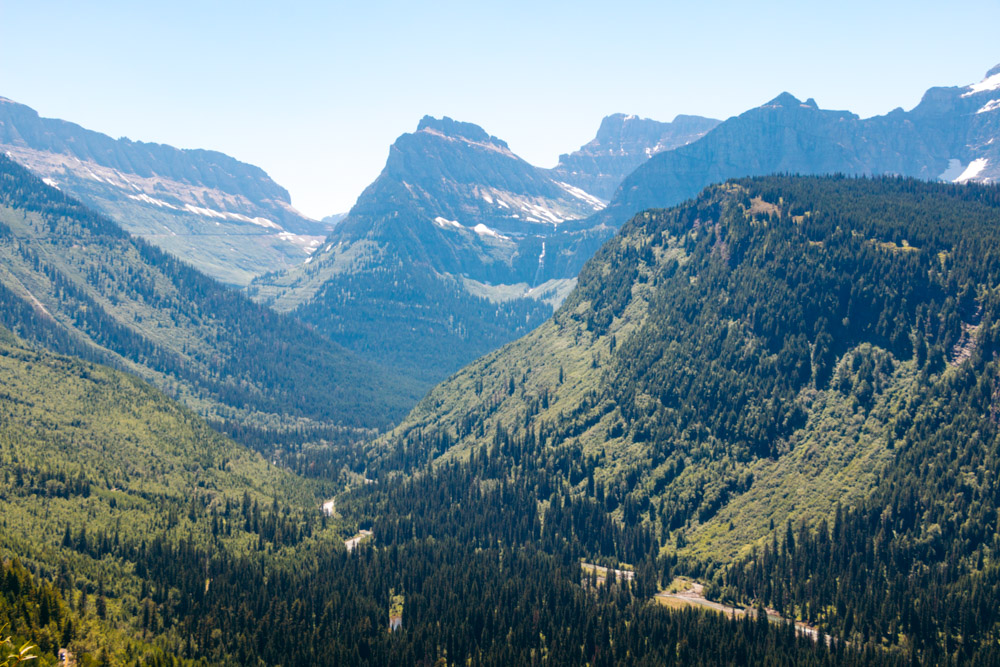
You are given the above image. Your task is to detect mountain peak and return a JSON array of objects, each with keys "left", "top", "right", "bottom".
[
  {"left": 987, "top": 63, "right": 1000, "bottom": 78},
  {"left": 416, "top": 115, "right": 508, "bottom": 148},
  {"left": 762, "top": 92, "right": 806, "bottom": 108}
]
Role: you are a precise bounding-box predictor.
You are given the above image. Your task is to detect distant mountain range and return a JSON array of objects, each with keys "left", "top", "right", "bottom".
[
  {"left": 9, "top": 66, "right": 994, "bottom": 391},
  {"left": 0, "top": 97, "right": 331, "bottom": 284},
  {"left": 599, "top": 64, "right": 1000, "bottom": 225},
  {"left": 548, "top": 113, "right": 719, "bottom": 200}
]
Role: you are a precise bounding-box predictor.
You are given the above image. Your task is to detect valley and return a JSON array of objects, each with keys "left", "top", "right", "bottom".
[{"left": 2, "top": 52, "right": 1000, "bottom": 665}]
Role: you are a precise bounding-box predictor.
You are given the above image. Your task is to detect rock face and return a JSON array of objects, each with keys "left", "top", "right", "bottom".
[
  {"left": 0, "top": 97, "right": 330, "bottom": 284},
  {"left": 250, "top": 116, "right": 613, "bottom": 385},
  {"left": 549, "top": 113, "right": 720, "bottom": 200},
  {"left": 600, "top": 66, "right": 1000, "bottom": 225},
  {"left": 329, "top": 114, "right": 608, "bottom": 283}
]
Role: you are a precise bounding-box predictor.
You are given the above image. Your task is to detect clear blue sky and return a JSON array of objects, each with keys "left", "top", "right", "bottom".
[{"left": 1, "top": 0, "right": 998, "bottom": 218}]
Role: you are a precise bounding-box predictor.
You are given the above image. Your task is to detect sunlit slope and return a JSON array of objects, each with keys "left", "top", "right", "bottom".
[{"left": 371, "top": 175, "right": 1000, "bottom": 559}]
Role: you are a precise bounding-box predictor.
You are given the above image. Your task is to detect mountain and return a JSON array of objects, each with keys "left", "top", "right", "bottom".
[
  {"left": 599, "top": 66, "right": 1000, "bottom": 225},
  {"left": 362, "top": 175, "right": 1000, "bottom": 657},
  {"left": 250, "top": 116, "right": 614, "bottom": 385},
  {"left": 549, "top": 113, "right": 720, "bottom": 200},
  {"left": 0, "top": 154, "right": 420, "bottom": 434},
  {"left": 317, "top": 115, "right": 607, "bottom": 283},
  {"left": 0, "top": 97, "right": 331, "bottom": 284}
]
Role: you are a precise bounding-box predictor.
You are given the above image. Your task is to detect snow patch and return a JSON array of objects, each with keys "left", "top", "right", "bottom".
[
  {"left": 184, "top": 204, "right": 228, "bottom": 219},
  {"left": 481, "top": 192, "right": 494, "bottom": 204},
  {"left": 42, "top": 178, "right": 60, "bottom": 190},
  {"left": 180, "top": 203, "right": 282, "bottom": 229},
  {"left": 963, "top": 72, "right": 1000, "bottom": 97},
  {"left": 978, "top": 99, "right": 1000, "bottom": 114},
  {"left": 250, "top": 216, "right": 282, "bottom": 230},
  {"left": 955, "top": 158, "right": 989, "bottom": 183},
  {"left": 556, "top": 181, "right": 606, "bottom": 211},
  {"left": 496, "top": 199, "right": 510, "bottom": 209},
  {"left": 473, "top": 223, "right": 509, "bottom": 240},
  {"left": 433, "top": 216, "right": 463, "bottom": 229},
  {"left": 129, "top": 192, "right": 178, "bottom": 209},
  {"left": 516, "top": 201, "right": 565, "bottom": 224}
]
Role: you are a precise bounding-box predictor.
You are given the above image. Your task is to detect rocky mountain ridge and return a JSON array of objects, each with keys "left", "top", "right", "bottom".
[
  {"left": 549, "top": 113, "right": 720, "bottom": 200},
  {"left": 599, "top": 65, "right": 1000, "bottom": 224},
  {"left": 0, "top": 96, "right": 331, "bottom": 284}
]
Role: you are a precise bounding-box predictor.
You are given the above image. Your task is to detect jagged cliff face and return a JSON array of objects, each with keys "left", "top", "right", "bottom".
[
  {"left": 257, "top": 115, "right": 612, "bottom": 304},
  {"left": 549, "top": 113, "right": 719, "bottom": 200},
  {"left": 249, "top": 116, "right": 615, "bottom": 386},
  {"left": 0, "top": 97, "right": 330, "bottom": 284},
  {"left": 335, "top": 115, "right": 606, "bottom": 259},
  {"left": 600, "top": 66, "right": 1000, "bottom": 225}
]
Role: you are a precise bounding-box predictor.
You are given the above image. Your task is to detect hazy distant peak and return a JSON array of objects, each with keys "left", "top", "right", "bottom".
[
  {"left": 416, "top": 115, "right": 509, "bottom": 149},
  {"left": 987, "top": 63, "right": 1000, "bottom": 78},
  {"left": 762, "top": 92, "right": 805, "bottom": 108}
]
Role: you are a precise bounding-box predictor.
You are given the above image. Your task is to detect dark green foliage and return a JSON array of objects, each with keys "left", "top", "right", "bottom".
[{"left": 722, "top": 301, "right": 1000, "bottom": 659}]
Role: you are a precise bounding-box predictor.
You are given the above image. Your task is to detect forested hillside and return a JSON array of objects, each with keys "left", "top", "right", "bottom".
[
  {"left": 7, "top": 175, "right": 1000, "bottom": 664},
  {"left": 0, "top": 326, "right": 336, "bottom": 663},
  {"left": 0, "top": 155, "right": 421, "bottom": 433},
  {"left": 358, "top": 175, "right": 1000, "bottom": 660},
  {"left": 0, "top": 324, "right": 874, "bottom": 666}
]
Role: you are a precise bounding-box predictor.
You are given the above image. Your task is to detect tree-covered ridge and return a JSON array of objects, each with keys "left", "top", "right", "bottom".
[
  {"left": 359, "top": 176, "right": 1000, "bottom": 657},
  {"left": 0, "top": 96, "right": 330, "bottom": 284},
  {"left": 0, "top": 154, "right": 421, "bottom": 431}
]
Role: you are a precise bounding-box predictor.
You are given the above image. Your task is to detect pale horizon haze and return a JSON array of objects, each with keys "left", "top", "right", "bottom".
[{"left": 1, "top": 0, "right": 998, "bottom": 218}]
